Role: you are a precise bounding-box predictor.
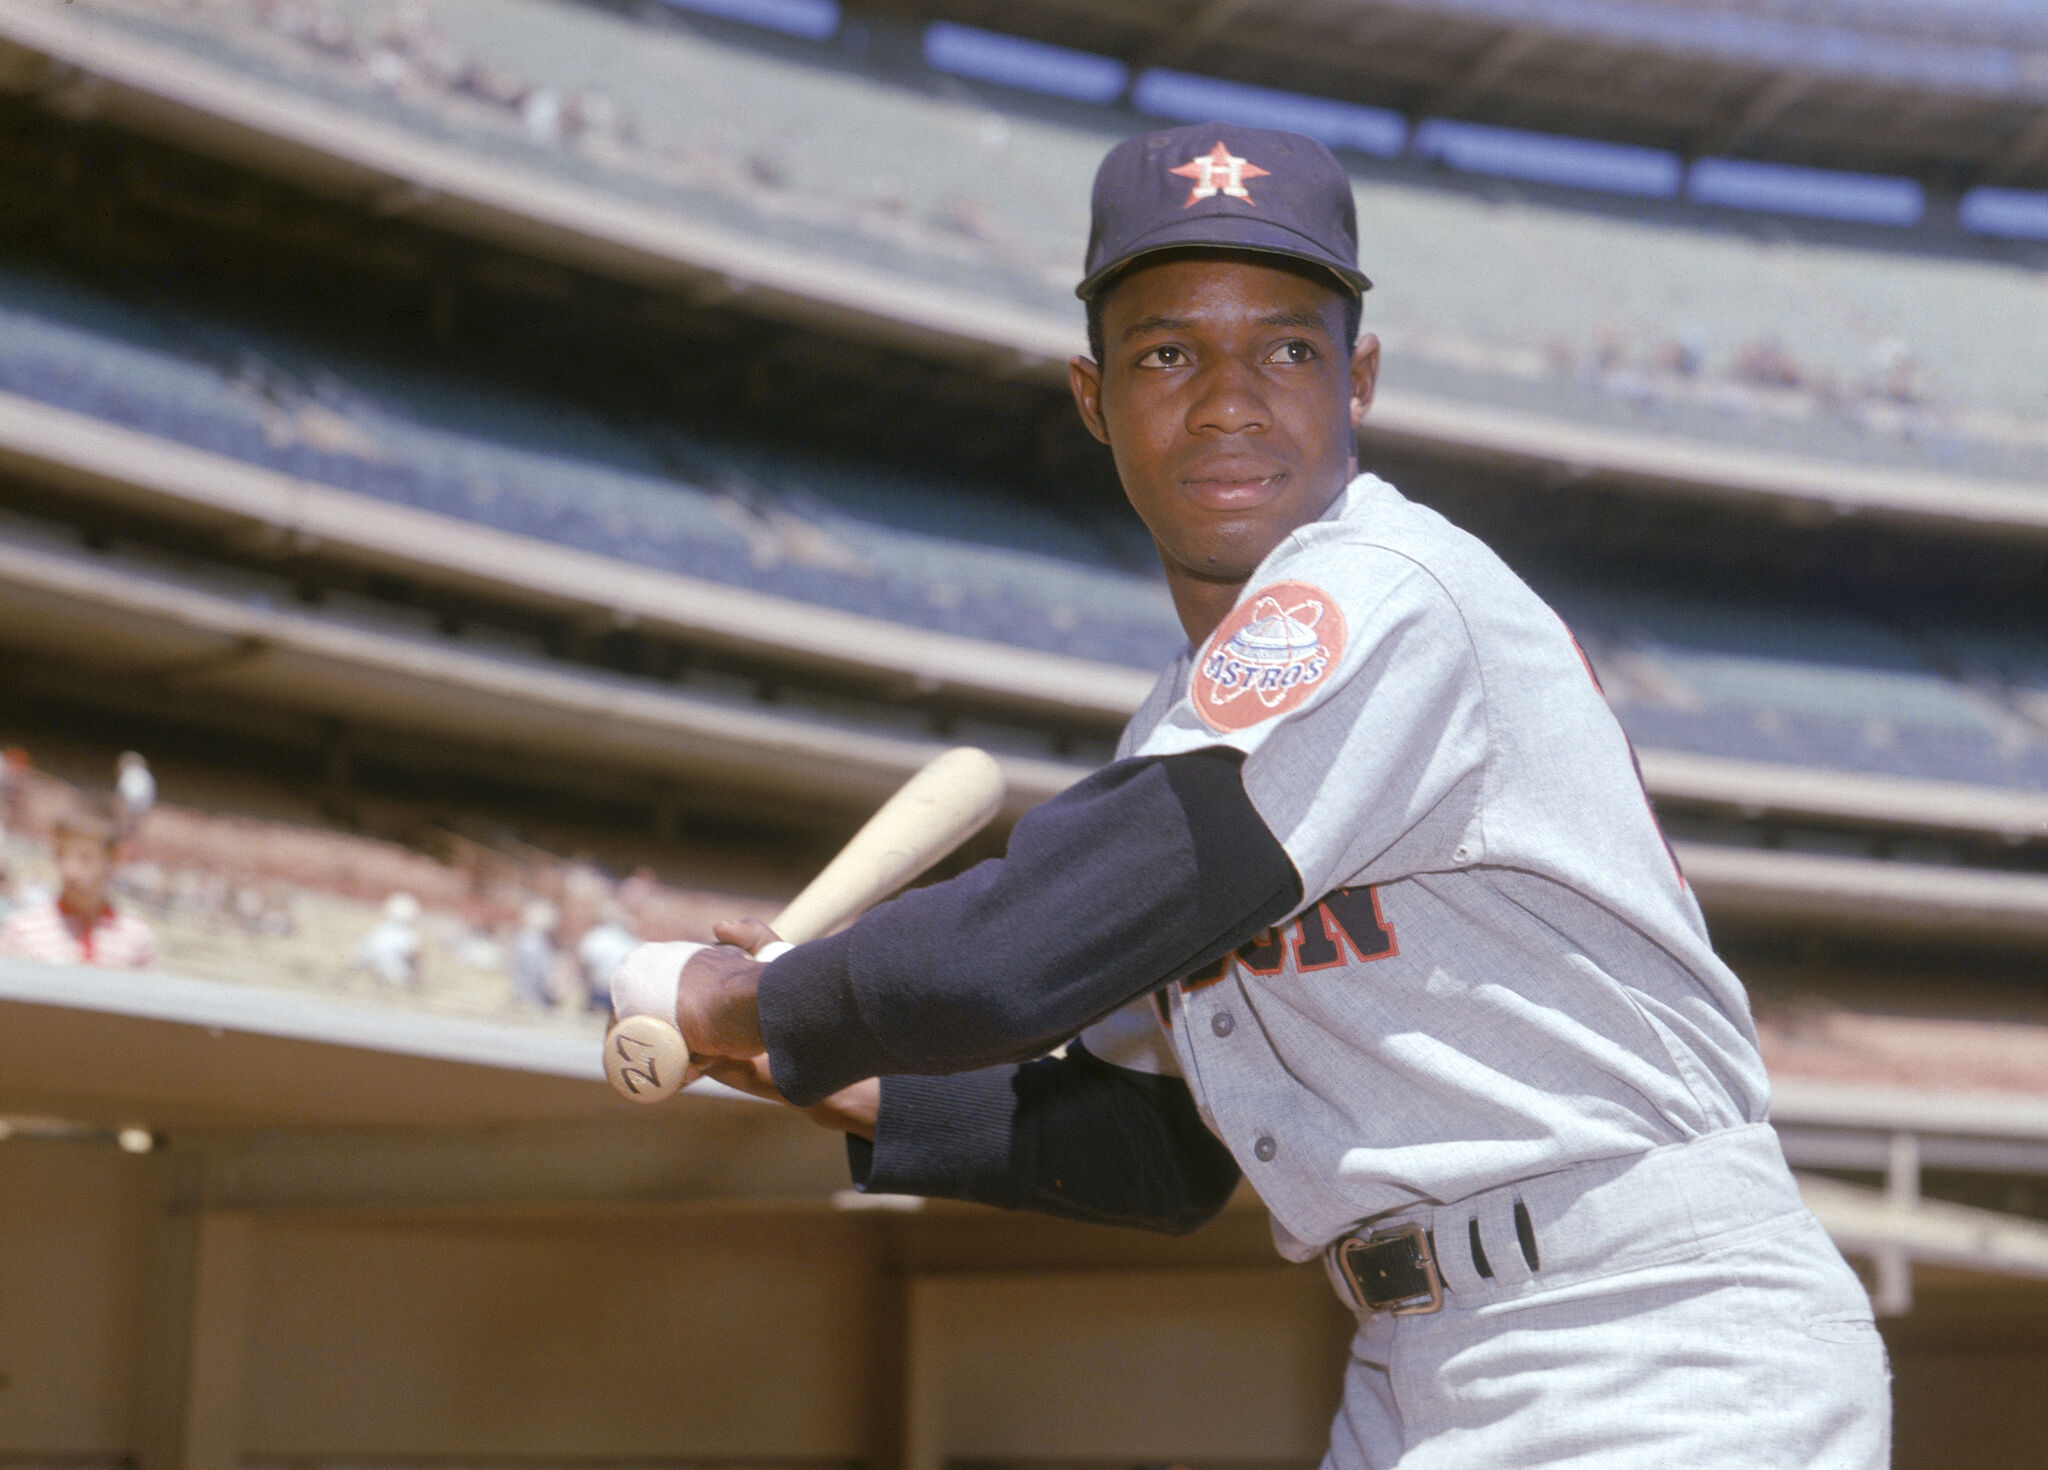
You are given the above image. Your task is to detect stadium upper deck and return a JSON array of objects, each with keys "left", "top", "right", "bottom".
[
  {"left": 906, "top": 0, "right": 2048, "bottom": 185},
  {"left": 0, "top": 0, "right": 2042, "bottom": 920},
  {"left": 7, "top": 0, "right": 2048, "bottom": 537},
  {"left": 4, "top": 252, "right": 2047, "bottom": 844}
]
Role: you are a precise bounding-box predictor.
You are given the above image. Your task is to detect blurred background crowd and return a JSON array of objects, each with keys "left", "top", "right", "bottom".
[{"left": 0, "top": 740, "right": 740, "bottom": 1017}]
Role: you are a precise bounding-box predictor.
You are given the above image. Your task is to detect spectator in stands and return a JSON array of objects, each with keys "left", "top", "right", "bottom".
[
  {"left": 115, "top": 751, "right": 156, "bottom": 836},
  {"left": 0, "top": 746, "right": 29, "bottom": 836},
  {"left": 353, "top": 891, "right": 423, "bottom": 987},
  {"left": 575, "top": 900, "right": 640, "bottom": 1012},
  {"left": 616, "top": 864, "right": 659, "bottom": 921},
  {"left": 0, "top": 797, "right": 157, "bottom": 969},
  {"left": 0, "top": 855, "right": 26, "bottom": 924},
  {"left": 511, "top": 899, "right": 559, "bottom": 1008}
]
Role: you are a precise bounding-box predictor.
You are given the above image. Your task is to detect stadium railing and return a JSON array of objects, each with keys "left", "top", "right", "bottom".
[
  {"left": 4, "top": 497, "right": 2046, "bottom": 936},
  {"left": 0, "top": 510, "right": 1091, "bottom": 815}
]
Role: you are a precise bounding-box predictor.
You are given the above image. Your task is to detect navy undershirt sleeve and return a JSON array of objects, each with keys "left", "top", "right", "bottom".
[
  {"left": 845, "top": 1044, "right": 1243, "bottom": 1236},
  {"left": 759, "top": 747, "right": 1301, "bottom": 1106}
]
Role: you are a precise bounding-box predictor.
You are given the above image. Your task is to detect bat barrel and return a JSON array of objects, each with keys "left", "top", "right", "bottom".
[{"left": 770, "top": 746, "right": 1005, "bottom": 944}]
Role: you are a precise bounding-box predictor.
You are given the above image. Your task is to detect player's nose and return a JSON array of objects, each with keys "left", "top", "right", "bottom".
[{"left": 1184, "top": 356, "right": 1272, "bottom": 437}]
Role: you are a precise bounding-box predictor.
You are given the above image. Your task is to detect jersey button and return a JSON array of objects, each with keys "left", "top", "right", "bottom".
[
  {"left": 1211, "top": 1011, "right": 1234, "bottom": 1038},
  {"left": 1253, "top": 1134, "right": 1278, "bottom": 1163}
]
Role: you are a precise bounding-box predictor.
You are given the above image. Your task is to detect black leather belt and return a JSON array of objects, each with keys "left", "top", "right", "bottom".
[{"left": 1326, "top": 1222, "right": 1445, "bottom": 1316}]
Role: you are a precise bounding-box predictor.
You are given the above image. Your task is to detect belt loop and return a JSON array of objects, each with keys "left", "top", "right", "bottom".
[
  {"left": 1322, "top": 1237, "right": 1365, "bottom": 1314},
  {"left": 1513, "top": 1198, "right": 1541, "bottom": 1273},
  {"left": 1467, "top": 1216, "right": 1494, "bottom": 1279}
]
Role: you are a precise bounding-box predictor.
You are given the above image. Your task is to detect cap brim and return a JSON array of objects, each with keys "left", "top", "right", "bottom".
[{"left": 1077, "top": 214, "right": 1371, "bottom": 300}]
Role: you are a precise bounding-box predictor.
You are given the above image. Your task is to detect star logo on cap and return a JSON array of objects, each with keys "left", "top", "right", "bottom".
[{"left": 1169, "top": 141, "right": 1271, "bottom": 207}]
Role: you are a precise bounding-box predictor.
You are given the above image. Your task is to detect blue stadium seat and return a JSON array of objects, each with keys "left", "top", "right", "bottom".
[
  {"left": 0, "top": 262, "right": 1186, "bottom": 671},
  {"left": 3, "top": 222, "right": 2045, "bottom": 795},
  {"left": 85, "top": 0, "right": 2048, "bottom": 484},
  {"left": 6, "top": 254, "right": 2046, "bottom": 791},
  {"left": 1548, "top": 583, "right": 2048, "bottom": 791}
]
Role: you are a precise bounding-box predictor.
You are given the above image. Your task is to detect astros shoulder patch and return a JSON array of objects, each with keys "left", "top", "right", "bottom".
[{"left": 1192, "top": 580, "right": 1347, "bottom": 732}]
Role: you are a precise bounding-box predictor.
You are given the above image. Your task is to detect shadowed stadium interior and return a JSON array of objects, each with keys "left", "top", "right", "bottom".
[{"left": 2, "top": 3, "right": 2047, "bottom": 1468}]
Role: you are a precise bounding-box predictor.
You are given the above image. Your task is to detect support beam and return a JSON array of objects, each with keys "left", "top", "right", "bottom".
[
  {"left": 901, "top": 1276, "right": 947, "bottom": 1470},
  {"left": 135, "top": 1209, "right": 251, "bottom": 1470},
  {"left": 1873, "top": 1131, "right": 1921, "bottom": 1316},
  {"left": 1780, "top": 1126, "right": 2048, "bottom": 1178}
]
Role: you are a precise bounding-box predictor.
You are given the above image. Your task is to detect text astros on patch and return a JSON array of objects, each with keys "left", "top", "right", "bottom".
[{"left": 1194, "top": 580, "right": 1345, "bottom": 731}]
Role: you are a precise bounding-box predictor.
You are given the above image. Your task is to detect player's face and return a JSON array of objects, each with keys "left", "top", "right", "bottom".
[
  {"left": 1070, "top": 255, "right": 1379, "bottom": 617},
  {"left": 55, "top": 833, "right": 113, "bottom": 911}
]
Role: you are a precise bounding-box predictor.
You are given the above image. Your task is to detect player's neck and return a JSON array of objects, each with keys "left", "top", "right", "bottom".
[{"left": 1164, "top": 568, "right": 1250, "bottom": 648}]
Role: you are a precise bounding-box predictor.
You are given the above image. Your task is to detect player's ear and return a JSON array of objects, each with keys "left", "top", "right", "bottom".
[
  {"left": 1349, "top": 332, "right": 1381, "bottom": 427},
  {"left": 1068, "top": 354, "right": 1111, "bottom": 445}
]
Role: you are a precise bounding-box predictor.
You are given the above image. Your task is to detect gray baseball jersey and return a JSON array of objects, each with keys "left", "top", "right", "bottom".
[{"left": 1085, "top": 472, "right": 1770, "bottom": 1260}]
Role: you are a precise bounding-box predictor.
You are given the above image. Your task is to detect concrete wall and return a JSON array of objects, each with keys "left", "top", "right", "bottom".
[
  {"left": 242, "top": 1214, "right": 883, "bottom": 1460},
  {"left": 906, "top": 1270, "right": 1346, "bottom": 1469},
  {"left": 5, "top": 1137, "right": 2047, "bottom": 1470},
  {"left": 0, "top": 1145, "right": 155, "bottom": 1457},
  {"left": 0, "top": 1138, "right": 1345, "bottom": 1470}
]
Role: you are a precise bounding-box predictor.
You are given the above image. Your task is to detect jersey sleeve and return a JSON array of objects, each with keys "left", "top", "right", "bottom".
[
  {"left": 1131, "top": 542, "right": 1489, "bottom": 907},
  {"left": 756, "top": 747, "right": 1300, "bottom": 1106},
  {"left": 845, "top": 1044, "right": 1239, "bottom": 1236}
]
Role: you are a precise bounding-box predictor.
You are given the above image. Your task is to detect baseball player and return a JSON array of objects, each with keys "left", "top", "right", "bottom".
[{"left": 649, "top": 123, "right": 1891, "bottom": 1467}]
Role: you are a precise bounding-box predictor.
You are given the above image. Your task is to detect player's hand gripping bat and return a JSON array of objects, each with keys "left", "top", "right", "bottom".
[{"left": 602, "top": 746, "right": 1006, "bottom": 1102}]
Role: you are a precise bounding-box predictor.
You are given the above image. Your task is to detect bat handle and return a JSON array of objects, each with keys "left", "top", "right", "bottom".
[
  {"left": 602, "top": 938, "right": 793, "bottom": 1103},
  {"left": 603, "top": 1014, "right": 690, "bottom": 1103}
]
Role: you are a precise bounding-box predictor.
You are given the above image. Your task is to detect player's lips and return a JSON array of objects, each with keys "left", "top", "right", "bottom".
[{"left": 1178, "top": 467, "right": 1288, "bottom": 510}]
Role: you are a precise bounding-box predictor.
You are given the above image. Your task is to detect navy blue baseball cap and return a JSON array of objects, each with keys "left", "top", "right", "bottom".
[{"left": 1077, "top": 123, "right": 1371, "bottom": 301}]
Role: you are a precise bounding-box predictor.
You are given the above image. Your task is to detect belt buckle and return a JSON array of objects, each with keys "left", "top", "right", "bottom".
[{"left": 1335, "top": 1221, "right": 1444, "bottom": 1317}]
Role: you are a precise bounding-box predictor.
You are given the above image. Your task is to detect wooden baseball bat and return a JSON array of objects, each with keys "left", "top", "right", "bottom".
[{"left": 603, "top": 746, "right": 1006, "bottom": 1102}]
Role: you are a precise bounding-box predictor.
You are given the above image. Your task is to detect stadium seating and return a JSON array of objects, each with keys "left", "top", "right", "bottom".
[
  {"left": 1555, "top": 583, "right": 2048, "bottom": 790},
  {"left": 4, "top": 250, "right": 2045, "bottom": 797},
  {"left": 0, "top": 262, "right": 1190, "bottom": 670},
  {"left": 60, "top": 0, "right": 2048, "bottom": 490}
]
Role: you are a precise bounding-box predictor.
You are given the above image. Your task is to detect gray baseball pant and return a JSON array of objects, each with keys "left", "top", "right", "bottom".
[{"left": 1323, "top": 1124, "right": 1891, "bottom": 1469}]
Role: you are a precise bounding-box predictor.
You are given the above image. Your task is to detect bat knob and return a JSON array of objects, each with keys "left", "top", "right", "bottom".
[{"left": 604, "top": 1014, "right": 690, "bottom": 1103}]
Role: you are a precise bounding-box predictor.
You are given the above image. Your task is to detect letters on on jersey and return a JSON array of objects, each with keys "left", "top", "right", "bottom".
[
  {"left": 1192, "top": 580, "right": 1346, "bottom": 733},
  {"left": 1180, "top": 885, "right": 1398, "bottom": 993}
]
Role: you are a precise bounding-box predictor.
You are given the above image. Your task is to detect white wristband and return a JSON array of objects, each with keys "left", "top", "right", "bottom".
[{"left": 608, "top": 940, "right": 707, "bottom": 1024}]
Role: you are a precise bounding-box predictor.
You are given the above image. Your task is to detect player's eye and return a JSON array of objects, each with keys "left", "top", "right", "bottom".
[
  {"left": 1265, "top": 339, "right": 1317, "bottom": 365},
  {"left": 1135, "top": 344, "right": 1187, "bottom": 368}
]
